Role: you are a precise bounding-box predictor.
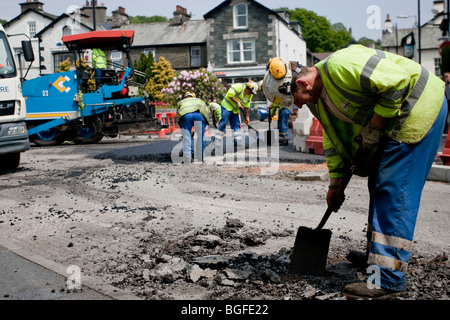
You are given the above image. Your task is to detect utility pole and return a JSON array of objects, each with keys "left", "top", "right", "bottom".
[
  {"left": 418, "top": 0, "right": 421, "bottom": 64},
  {"left": 93, "top": 0, "right": 96, "bottom": 31}
]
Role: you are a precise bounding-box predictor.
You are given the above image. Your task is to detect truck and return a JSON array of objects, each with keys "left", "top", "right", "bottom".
[
  {"left": 0, "top": 24, "right": 34, "bottom": 171},
  {"left": 22, "top": 30, "right": 163, "bottom": 146}
]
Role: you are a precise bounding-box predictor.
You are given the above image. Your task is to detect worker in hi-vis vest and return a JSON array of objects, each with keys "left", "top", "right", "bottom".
[
  {"left": 176, "top": 91, "right": 210, "bottom": 163},
  {"left": 214, "top": 81, "right": 258, "bottom": 147},
  {"left": 92, "top": 48, "right": 107, "bottom": 88},
  {"left": 262, "top": 45, "right": 447, "bottom": 300}
]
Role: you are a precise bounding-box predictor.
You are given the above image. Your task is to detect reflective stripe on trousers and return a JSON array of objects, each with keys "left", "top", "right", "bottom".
[
  {"left": 215, "top": 106, "right": 242, "bottom": 143},
  {"left": 366, "top": 97, "right": 447, "bottom": 291}
]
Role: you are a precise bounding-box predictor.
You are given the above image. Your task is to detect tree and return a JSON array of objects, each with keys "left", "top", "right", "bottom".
[
  {"left": 129, "top": 15, "right": 168, "bottom": 24},
  {"left": 144, "top": 57, "right": 175, "bottom": 102},
  {"left": 287, "top": 8, "right": 353, "bottom": 52},
  {"left": 162, "top": 68, "right": 227, "bottom": 107},
  {"left": 0, "top": 19, "right": 7, "bottom": 26},
  {"left": 134, "top": 51, "right": 155, "bottom": 85},
  {"left": 440, "top": 46, "right": 450, "bottom": 75}
]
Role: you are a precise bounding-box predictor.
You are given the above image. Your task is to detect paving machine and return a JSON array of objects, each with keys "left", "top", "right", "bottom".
[{"left": 23, "top": 30, "right": 163, "bottom": 146}]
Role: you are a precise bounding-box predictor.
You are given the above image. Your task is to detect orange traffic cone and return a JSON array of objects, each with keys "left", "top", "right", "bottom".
[
  {"left": 158, "top": 129, "right": 166, "bottom": 138},
  {"left": 439, "top": 133, "right": 450, "bottom": 165}
]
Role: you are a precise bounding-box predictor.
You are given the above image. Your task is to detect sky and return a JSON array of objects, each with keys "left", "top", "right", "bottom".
[{"left": 0, "top": 0, "right": 437, "bottom": 41}]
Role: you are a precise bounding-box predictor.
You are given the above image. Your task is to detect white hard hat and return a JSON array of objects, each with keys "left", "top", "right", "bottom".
[
  {"left": 246, "top": 81, "right": 258, "bottom": 95},
  {"left": 184, "top": 91, "right": 196, "bottom": 98},
  {"left": 262, "top": 57, "right": 302, "bottom": 108}
]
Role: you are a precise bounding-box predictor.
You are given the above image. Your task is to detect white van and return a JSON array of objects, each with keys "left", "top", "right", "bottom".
[{"left": 0, "top": 24, "right": 33, "bottom": 171}]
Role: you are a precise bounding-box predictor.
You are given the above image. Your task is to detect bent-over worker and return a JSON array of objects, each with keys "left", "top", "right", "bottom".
[{"left": 262, "top": 46, "right": 447, "bottom": 300}]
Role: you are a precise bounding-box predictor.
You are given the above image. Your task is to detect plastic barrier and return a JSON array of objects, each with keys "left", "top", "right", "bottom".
[
  {"left": 305, "top": 117, "right": 324, "bottom": 155},
  {"left": 143, "top": 112, "right": 178, "bottom": 137},
  {"left": 157, "top": 112, "right": 179, "bottom": 133},
  {"left": 439, "top": 133, "right": 450, "bottom": 165}
]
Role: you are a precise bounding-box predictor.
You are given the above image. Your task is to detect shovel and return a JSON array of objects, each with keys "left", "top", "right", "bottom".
[
  {"left": 289, "top": 154, "right": 359, "bottom": 275},
  {"left": 240, "top": 108, "right": 260, "bottom": 145}
]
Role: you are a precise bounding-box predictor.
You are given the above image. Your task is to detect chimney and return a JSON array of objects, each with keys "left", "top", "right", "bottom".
[
  {"left": 384, "top": 14, "right": 393, "bottom": 33},
  {"left": 81, "top": 0, "right": 108, "bottom": 27},
  {"left": 173, "top": 5, "right": 191, "bottom": 25},
  {"left": 433, "top": 0, "right": 445, "bottom": 14},
  {"left": 20, "top": 0, "right": 44, "bottom": 13},
  {"left": 111, "top": 6, "right": 129, "bottom": 28}
]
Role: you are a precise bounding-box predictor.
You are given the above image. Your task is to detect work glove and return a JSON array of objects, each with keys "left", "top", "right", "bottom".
[
  {"left": 327, "top": 178, "right": 345, "bottom": 212},
  {"left": 358, "top": 124, "right": 382, "bottom": 151}
]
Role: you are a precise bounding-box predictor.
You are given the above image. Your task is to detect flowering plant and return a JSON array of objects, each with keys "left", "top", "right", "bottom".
[{"left": 162, "top": 68, "right": 226, "bottom": 106}]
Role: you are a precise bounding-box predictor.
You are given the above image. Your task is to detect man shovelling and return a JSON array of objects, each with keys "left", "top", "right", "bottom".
[{"left": 262, "top": 45, "right": 447, "bottom": 300}]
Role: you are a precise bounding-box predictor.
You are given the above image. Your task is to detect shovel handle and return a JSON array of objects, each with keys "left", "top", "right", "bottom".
[{"left": 316, "top": 208, "right": 333, "bottom": 231}]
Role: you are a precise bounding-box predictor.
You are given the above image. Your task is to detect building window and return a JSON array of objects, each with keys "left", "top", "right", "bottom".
[
  {"left": 53, "top": 52, "right": 75, "bottom": 72},
  {"left": 435, "top": 58, "right": 442, "bottom": 76},
  {"left": 111, "top": 50, "right": 122, "bottom": 69},
  {"left": 190, "top": 46, "right": 201, "bottom": 67},
  {"left": 28, "top": 22, "right": 36, "bottom": 38},
  {"left": 144, "top": 48, "right": 155, "bottom": 59},
  {"left": 234, "top": 3, "right": 248, "bottom": 29},
  {"left": 228, "top": 39, "right": 255, "bottom": 64},
  {"left": 63, "top": 26, "right": 72, "bottom": 36}
]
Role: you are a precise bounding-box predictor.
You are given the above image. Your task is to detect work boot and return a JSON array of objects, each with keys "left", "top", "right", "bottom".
[
  {"left": 279, "top": 140, "right": 289, "bottom": 146},
  {"left": 346, "top": 250, "right": 368, "bottom": 269},
  {"left": 343, "top": 282, "right": 402, "bottom": 300}
]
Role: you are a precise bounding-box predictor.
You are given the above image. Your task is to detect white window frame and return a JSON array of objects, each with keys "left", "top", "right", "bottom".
[
  {"left": 227, "top": 39, "right": 255, "bottom": 64},
  {"left": 28, "top": 21, "right": 36, "bottom": 38},
  {"left": 111, "top": 50, "right": 122, "bottom": 69},
  {"left": 62, "top": 26, "right": 72, "bottom": 36},
  {"left": 233, "top": 3, "right": 248, "bottom": 29},
  {"left": 144, "top": 48, "right": 155, "bottom": 59},
  {"left": 190, "top": 46, "right": 201, "bottom": 67}
]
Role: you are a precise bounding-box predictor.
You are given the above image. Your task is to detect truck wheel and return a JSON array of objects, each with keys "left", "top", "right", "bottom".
[
  {"left": 0, "top": 153, "right": 20, "bottom": 171},
  {"left": 32, "top": 128, "right": 65, "bottom": 146},
  {"left": 73, "top": 118, "right": 104, "bottom": 145}
]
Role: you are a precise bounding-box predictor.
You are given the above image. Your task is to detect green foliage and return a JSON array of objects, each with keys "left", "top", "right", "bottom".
[
  {"left": 134, "top": 51, "right": 155, "bottom": 85},
  {"left": 0, "top": 19, "right": 7, "bottom": 26},
  {"left": 162, "top": 68, "right": 227, "bottom": 107},
  {"left": 144, "top": 57, "right": 176, "bottom": 102},
  {"left": 440, "top": 46, "right": 450, "bottom": 75},
  {"left": 357, "top": 37, "right": 382, "bottom": 50},
  {"left": 129, "top": 15, "right": 168, "bottom": 24},
  {"left": 287, "top": 8, "right": 353, "bottom": 52}
]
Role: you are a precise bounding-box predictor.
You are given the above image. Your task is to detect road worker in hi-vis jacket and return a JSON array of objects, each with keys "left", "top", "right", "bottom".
[
  {"left": 262, "top": 45, "right": 447, "bottom": 300},
  {"left": 176, "top": 92, "right": 210, "bottom": 163},
  {"left": 214, "top": 81, "right": 258, "bottom": 147}
]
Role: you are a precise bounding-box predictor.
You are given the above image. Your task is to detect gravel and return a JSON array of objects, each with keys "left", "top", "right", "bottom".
[{"left": 0, "top": 139, "right": 448, "bottom": 300}]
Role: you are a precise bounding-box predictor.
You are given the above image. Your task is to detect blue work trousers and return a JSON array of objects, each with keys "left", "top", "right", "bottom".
[
  {"left": 215, "top": 107, "right": 242, "bottom": 143},
  {"left": 278, "top": 108, "right": 291, "bottom": 143},
  {"left": 178, "top": 112, "right": 206, "bottom": 161},
  {"left": 367, "top": 97, "right": 448, "bottom": 291}
]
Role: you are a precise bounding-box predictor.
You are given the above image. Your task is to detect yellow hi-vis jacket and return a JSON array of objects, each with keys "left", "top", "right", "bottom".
[
  {"left": 311, "top": 45, "right": 445, "bottom": 179},
  {"left": 177, "top": 97, "right": 210, "bottom": 125},
  {"left": 221, "top": 83, "right": 253, "bottom": 114},
  {"left": 92, "top": 48, "right": 107, "bottom": 69}
]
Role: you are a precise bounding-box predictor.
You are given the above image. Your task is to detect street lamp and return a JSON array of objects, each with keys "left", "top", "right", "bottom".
[{"left": 397, "top": 12, "right": 421, "bottom": 64}]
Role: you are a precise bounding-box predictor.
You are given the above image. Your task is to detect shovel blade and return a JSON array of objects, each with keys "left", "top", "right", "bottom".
[{"left": 289, "top": 226, "right": 332, "bottom": 275}]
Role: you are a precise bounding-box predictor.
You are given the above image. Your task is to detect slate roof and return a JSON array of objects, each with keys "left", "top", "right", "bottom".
[
  {"left": 120, "top": 20, "right": 208, "bottom": 47},
  {"left": 3, "top": 8, "right": 57, "bottom": 28}
]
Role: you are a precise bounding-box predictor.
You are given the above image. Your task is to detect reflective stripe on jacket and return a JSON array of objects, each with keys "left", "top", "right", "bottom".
[
  {"left": 209, "top": 102, "right": 222, "bottom": 123},
  {"left": 222, "top": 83, "right": 253, "bottom": 114},
  {"left": 177, "top": 97, "right": 210, "bottom": 125},
  {"left": 312, "top": 45, "right": 445, "bottom": 178}
]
